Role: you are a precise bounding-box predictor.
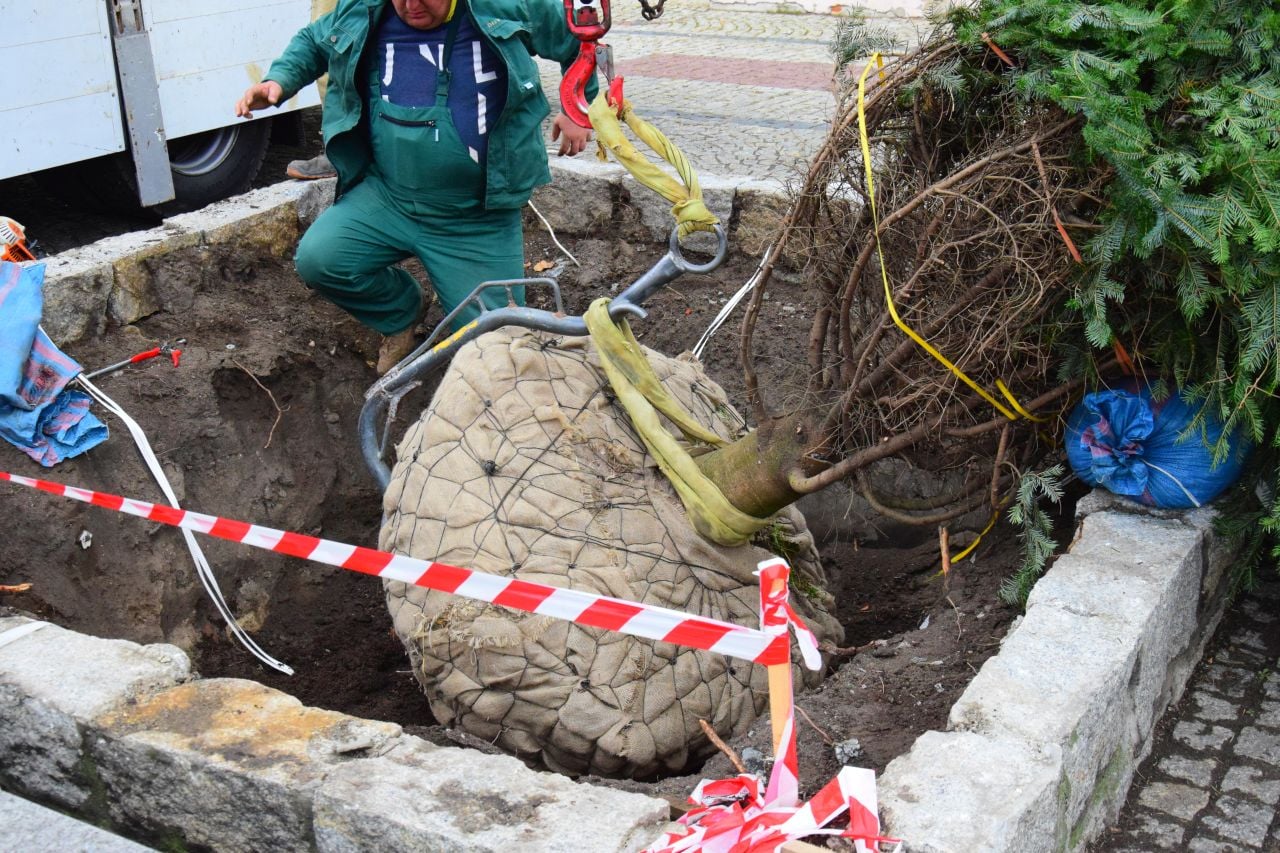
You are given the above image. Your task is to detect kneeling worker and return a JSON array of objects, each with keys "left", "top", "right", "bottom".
[{"left": 236, "top": 0, "right": 593, "bottom": 373}]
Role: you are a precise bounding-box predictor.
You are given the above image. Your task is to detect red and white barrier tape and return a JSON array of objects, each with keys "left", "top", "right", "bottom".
[
  {"left": 1, "top": 470, "right": 897, "bottom": 852},
  {"left": 757, "top": 559, "right": 815, "bottom": 808},
  {"left": 0, "top": 471, "right": 820, "bottom": 669},
  {"left": 759, "top": 560, "right": 821, "bottom": 672},
  {"left": 643, "top": 766, "right": 898, "bottom": 853},
  {"left": 638, "top": 559, "right": 898, "bottom": 853}
]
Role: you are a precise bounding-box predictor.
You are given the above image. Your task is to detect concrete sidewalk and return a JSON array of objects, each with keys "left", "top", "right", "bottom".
[
  {"left": 0, "top": 790, "right": 151, "bottom": 853},
  {"left": 536, "top": 0, "right": 929, "bottom": 182},
  {"left": 1093, "top": 579, "right": 1280, "bottom": 852}
]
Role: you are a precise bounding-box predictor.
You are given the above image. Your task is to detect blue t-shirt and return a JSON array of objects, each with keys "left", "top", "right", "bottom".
[{"left": 376, "top": 10, "right": 508, "bottom": 165}]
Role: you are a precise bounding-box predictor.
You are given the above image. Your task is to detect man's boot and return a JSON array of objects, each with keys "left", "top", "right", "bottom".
[
  {"left": 286, "top": 153, "right": 336, "bottom": 180},
  {"left": 376, "top": 327, "right": 418, "bottom": 375}
]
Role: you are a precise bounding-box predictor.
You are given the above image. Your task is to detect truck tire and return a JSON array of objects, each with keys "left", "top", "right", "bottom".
[
  {"left": 38, "top": 118, "right": 273, "bottom": 217},
  {"left": 163, "top": 119, "right": 273, "bottom": 214}
]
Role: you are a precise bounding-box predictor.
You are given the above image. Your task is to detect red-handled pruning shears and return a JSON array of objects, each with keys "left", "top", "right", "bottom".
[
  {"left": 560, "top": 0, "right": 626, "bottom": 128},
  {"left": 84, "top": 339, "right": 185, "bottom": 380}
]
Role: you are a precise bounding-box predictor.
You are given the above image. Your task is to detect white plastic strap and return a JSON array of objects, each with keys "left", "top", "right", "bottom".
[
  {"left": 75, "top": 373, "right": 293, "bottom": 674},
  {"left": 0, "top": 620, "right": 49, "bottom": 651},
  {"left": 1144, "top": 460, "right": 1203, "bottom": 508}
]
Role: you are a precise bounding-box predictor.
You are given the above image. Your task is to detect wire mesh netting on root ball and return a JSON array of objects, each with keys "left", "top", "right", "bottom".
[{"left": 379, "top": 327, "right": 842, "bottom": 779}]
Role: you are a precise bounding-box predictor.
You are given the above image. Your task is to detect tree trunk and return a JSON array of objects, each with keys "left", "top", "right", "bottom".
[{"left": 694, "top": 411, "right": 828, "bottom": 520}]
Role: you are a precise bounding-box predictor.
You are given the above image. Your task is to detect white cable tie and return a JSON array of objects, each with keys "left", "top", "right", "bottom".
[
  {"left": 1143, "top": 460, "right": 1203, "bottom": 508},
  {"left": 75, "top": 374, "right": 294, "bottom": 675},
  {"left": 692, "top": 243, "right": 771, "bottom": 361}
]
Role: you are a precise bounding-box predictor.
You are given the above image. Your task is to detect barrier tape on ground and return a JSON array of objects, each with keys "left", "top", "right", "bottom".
[
  {"left": 643, "top": 765, "right": 899, "bottom": 852},
  {"left": 0, "top": 471, "right": 818, "bottom": 670}
]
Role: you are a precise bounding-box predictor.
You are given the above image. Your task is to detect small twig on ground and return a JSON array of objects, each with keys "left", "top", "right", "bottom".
[
  {"left": 441, "top": 727, "right": 504, "bottom": 756},
  {"left": 794, "top": 704, "right": 834, "bottom": 746},
  {"left": 699, "top": 718, "right": 748, "bottom": 775},
  {"left": 231, "top": 359, "right": 285, "bottom": 449},
  {"left": 819, "top": 638, "right": 882, "bottom": 657},
  {"left": 946, "top": 595, "right": 963, "bottom": 641},
  {"left": 0, "top": 583, "right": 33, "bottom": 594}
]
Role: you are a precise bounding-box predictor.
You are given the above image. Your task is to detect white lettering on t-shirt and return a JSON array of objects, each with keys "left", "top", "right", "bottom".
[
  {"left": 473, "top": 41, "right": 499, "bottom": 83},
  {"left": 419, "top": 43, "right": 445, "bottom": 68}
]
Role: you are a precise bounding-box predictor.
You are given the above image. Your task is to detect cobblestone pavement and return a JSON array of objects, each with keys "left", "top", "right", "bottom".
[
  {"left": 535, "top": 0, "right": 928, "bottom": 181},
  {"left": 1091, "top": 578, "right": 1280, "bottom": 852}
]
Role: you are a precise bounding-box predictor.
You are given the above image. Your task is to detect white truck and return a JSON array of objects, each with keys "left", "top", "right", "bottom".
[{"left": 2, "top": 0, "right": 321, "bottom": 212}]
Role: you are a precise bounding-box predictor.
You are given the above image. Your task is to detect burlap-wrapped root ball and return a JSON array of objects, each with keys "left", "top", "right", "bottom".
[{"left": 380, "top": 328, "right": 842, "bottom": 778}]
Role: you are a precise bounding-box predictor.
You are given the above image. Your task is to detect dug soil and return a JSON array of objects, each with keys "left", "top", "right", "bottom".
[{"left": 0, "top": 210, "right": 1065, "bottom": 804}]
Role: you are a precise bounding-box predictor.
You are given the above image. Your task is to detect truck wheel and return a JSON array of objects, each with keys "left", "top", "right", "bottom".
[
  {"left": 38, "top": 118, "right": 273, "bottom": 217},
  {"left": 162, "top": 119, "right": 273, "bottom": 214}
]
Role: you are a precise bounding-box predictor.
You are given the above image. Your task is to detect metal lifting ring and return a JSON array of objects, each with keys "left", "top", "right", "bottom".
[{"left": 667, "top": 224, "right": 729, "bottom": 275}]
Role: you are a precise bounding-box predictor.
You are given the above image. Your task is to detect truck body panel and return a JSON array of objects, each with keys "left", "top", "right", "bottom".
[
  {"left": 0, "top": 0, "right": 321, "bottom": 183},
  {"left": 1, "top": 1, "right": 125, "bottom": 177},
  {"left": 144, "top": 0, "right": 319, "bottom": 140}
]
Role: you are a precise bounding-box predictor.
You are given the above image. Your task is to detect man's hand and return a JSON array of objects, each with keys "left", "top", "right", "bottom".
[
  {"left": 551, "top": 114, "right": 592, "bottom": 156},
  {"left": 236, "top": 81, "right": 284, "bottom": 119}
]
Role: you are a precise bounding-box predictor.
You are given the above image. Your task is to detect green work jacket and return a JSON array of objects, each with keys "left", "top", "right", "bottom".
[{"left": 264, "top": 0, "right": 594, "bottom": 208}]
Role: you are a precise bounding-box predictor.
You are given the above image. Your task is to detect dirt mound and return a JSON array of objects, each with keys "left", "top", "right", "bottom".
[{"left": 0, "top": 244, "right": 382, "bottom": 653}]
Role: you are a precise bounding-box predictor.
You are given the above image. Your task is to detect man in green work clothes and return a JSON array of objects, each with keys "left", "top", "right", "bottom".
[{"left": 236, "top": 0, "right": 593, "bottom": 373}]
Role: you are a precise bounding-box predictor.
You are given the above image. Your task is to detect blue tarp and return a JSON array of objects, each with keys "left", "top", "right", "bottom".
[{"left": 0, "top": 261, "right": 107, "bottom": 465}]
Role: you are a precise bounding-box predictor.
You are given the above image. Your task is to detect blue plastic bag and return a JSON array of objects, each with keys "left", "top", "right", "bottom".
[{"left": 1064, "top": 382, "right": 1248, "bottom": 509}]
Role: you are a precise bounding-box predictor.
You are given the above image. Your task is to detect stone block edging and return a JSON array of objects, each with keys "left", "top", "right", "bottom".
[
  {"left": 39, "top": 179, "right": 335, "bottom": 346},
  {"left": 879, "top": 492, "right": 1235, "bottom": 851},
  {"left": 39, "top": 161, "right": 794, "bottom": 348},
  {"left": 0, "top": 617, "right": 670, "bottom": 852}
]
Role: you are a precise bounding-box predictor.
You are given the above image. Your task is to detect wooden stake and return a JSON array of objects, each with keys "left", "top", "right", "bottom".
[
  {"left": 699, "top": 718, "right": 748, "bottom": 775},
  {"left": 938, "top": 525, "right": 952, "bottom": 577},
  {"left": 766, "top": 576, "right": 793, "bottom": 756}
]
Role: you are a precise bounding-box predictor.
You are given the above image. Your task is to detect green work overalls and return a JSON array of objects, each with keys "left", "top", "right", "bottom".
[{"left": 294, "top": 7, "right": 525, "bottom": 335}]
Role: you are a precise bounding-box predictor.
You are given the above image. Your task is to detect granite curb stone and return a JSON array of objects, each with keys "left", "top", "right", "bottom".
[
  {"left": 38, "top": 181, "right": 329, "bottom": 345},
  {"left": 879, "top": 493, "right": 1236, "bottom": 851},
  {"left": 0, "top": 789, "right": 151, "bottom": 852},
  {"left": 0, "top": 617, "right": 192, "bottom": 809},
  {"left": 0, "top": 618, "right": 670, "bottom": 852},
  {"left": 39, "top": 166, "right": 794, "bottom": 349}
]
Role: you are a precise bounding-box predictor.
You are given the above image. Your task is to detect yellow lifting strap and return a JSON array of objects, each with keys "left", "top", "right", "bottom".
[
  {"left": 584, "top": 299, "right": 770, "bottom": 547},
  {"left": 588, "top": 93, "right": 720, "bottom": 240}
]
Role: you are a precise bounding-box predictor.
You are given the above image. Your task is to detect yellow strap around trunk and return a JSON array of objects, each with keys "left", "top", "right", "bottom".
[{"left": 584, "top": 299, "right": 769, "bottom": 547}]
